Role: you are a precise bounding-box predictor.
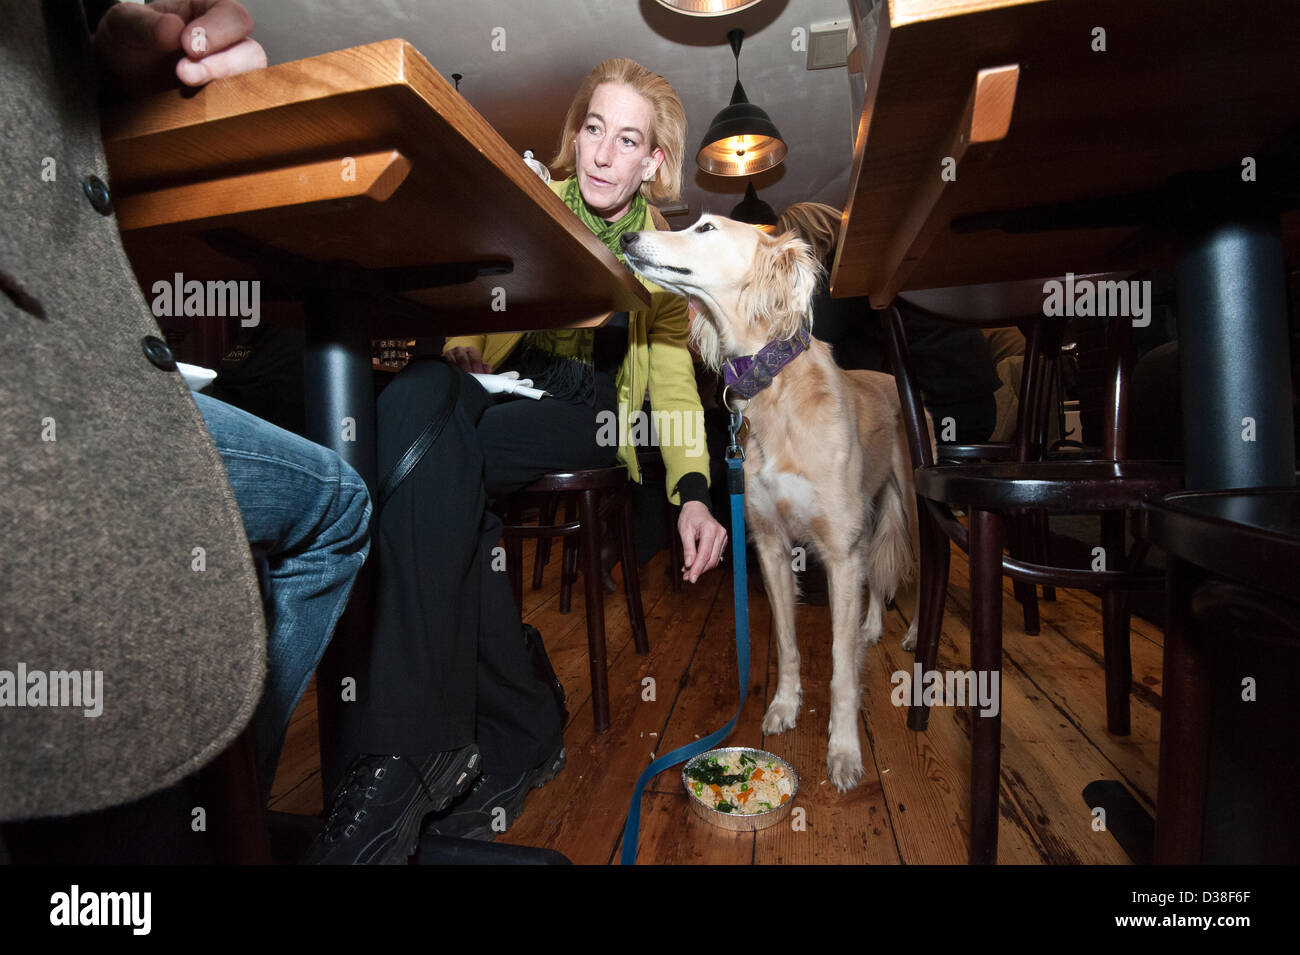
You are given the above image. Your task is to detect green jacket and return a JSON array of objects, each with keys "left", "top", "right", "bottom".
[{"left": 445, "top": 178, "right": 709, "bottom": 504}]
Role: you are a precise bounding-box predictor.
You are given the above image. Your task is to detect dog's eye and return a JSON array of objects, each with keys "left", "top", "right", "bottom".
[{"left": 694, "top": 222, "right": 715, "bottom": 234}]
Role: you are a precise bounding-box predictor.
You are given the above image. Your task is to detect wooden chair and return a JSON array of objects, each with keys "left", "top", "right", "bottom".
[
  {"left": 898, "top": 285, "right": 1118, "bottom": 627},
  {"left": 932, "top": 315, "right": 1080, "bottom": 631},
  {"left": 1141, "top": 487, "right": 1300, "bottom": 864},
  {"left": 883, "top": 303, "right": 1181, "bottom": 863},
  {"left": 501, "top": 466, "right": 649, "bottom": 733},
  {"left": 528, "top": 450, "right": 684, "bottom": 603}
]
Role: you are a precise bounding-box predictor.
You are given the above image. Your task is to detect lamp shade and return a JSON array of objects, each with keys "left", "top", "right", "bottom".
[
  {"left": 730, "top": 181, "right": 778, "bottom": 232},
  {"left": 654, "top": 0, "right": 765, "bottom": 15},
  {"left": 697, "top": 30, "right": 788, "bottom": 176}
]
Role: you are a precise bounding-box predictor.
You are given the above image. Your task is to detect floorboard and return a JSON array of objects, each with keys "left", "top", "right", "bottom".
[{"left": 269, "top": 534, "right": 1162, "bottom": 865}]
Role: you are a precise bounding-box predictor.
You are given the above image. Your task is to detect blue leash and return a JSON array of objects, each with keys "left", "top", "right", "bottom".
[{"left": 620, "top": 404, "right": 749, "bottom": 865}]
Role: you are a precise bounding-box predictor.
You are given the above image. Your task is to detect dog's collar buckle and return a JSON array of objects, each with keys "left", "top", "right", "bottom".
[{"left": 722, "top": 326, "right": 813, "bottom": 400}]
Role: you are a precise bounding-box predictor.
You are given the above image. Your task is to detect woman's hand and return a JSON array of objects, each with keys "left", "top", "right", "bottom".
[
  {"left": 678, "top": 501, "right": 727, "bottom": 583},
  {"left": 444, "top": 345, "right": 492, "bottom": 374},
  {"left": 94, "top": 0, "right": 267, "bottom": 94}
]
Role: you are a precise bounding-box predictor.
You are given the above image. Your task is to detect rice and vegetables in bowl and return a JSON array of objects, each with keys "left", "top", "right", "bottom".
[{"left": 682, "top": 747, "right": 798, "bottom": 831}]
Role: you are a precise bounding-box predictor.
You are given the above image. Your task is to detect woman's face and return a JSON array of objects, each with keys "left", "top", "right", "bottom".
[{"left": 574, "top": 82, "right": 665, "bottom": 221}]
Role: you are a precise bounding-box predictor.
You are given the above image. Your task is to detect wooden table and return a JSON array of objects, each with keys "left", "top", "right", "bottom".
[
  {"left": 832, "top": 0, "right": 1298, "bottom": 491},
  {"left": 831, "top": 0, "right": 1300, "bottom": 865},
  {"left": 103, "top": 39, "right": 650, "bottom": 795}
]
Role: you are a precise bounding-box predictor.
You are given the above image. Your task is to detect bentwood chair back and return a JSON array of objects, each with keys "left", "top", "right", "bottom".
[{"left": 884, "top": 301, "right": 1181, "bottom": 863}]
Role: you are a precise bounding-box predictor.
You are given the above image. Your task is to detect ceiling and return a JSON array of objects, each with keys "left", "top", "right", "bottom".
[{"left": 244, "top": 0, "right": 856, "bottom": 226}]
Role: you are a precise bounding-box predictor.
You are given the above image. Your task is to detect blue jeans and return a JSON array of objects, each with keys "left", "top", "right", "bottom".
[{"left": 194, "top": 393, "right": 371, "bottom": 791}]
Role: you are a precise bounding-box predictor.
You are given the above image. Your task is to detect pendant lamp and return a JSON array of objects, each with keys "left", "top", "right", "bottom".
[
  {"left": 654, "top": 0, "right": 764, "bottom": 14},
  {"left": 697, "top": 29, "right": 788, "bottom": 177},
  {"left": 730, "top": 181, "right": 778, "bottom": 232}
]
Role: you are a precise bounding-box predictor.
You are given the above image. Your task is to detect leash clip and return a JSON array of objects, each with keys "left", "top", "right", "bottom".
[{"left": 722, "top": 386, "right": 746, "bottom": 463}]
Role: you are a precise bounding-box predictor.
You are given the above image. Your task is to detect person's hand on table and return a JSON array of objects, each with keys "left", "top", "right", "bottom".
[
  {"left": 93, "top": 0, "right": 267, "bottom": 95},
  {"left": 678, "top": 500, "right": 726, "bottom": 584},
  {"left": 444, "top": 346, "right": 493, "bottom": 374}
]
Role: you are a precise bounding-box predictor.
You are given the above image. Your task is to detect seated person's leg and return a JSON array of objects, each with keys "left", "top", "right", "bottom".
[
  {"left": 193, "top": 393, "right": 371, "bottom": 790},
  {"left": 344, "top": 358, "right": 491, "bottom": 759},
  {"left": 306, "top": 360, "right": 491, "bottom": 863},
  {"left": 476, "top": 381, "right": 619, "bottom": 500},
  {"left": 419, "top": 387, "right": 606, "bottom": 840}
]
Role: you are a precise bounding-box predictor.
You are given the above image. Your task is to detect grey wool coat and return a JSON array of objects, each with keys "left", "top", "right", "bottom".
[{"left": 0, "top": 1, "right": 267, "bottom": 820}]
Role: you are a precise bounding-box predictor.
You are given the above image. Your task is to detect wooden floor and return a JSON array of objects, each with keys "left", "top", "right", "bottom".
[{"left": 269, "top": 538, "right": 1164, "bottom": 864}]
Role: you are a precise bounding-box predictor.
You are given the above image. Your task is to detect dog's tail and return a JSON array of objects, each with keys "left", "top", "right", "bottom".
[{"left": 867, "top": 437, "right": 917, "bottom": 600}]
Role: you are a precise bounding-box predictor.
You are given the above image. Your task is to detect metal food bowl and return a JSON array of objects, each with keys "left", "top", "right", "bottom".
[{"left": 682, "top": 747, "right": 798, "bottom": 832}]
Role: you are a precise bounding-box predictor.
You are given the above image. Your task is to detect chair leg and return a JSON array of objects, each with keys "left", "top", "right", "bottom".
[
  {"left": 559, "top": 499, "right": 576, "bottom": 614},
  {"left": 1100, "top": 511, "right": 1132, "bottom": 736},
  {"left": 969, "top": 507, "right": 1004, "bottom": 865},
  {"left": 578, "top": 488, "right": 611, "bottom": 733},
  {"left": 908, "top": 499, "right": 950, "bottom": 732},
  {"left": 1034, "top": 511, "right": 1056, "bottom": 602},
  {"left": 1009, "top": 512, "right": 1041, "bottom": 634},
  {"left": 1153, "top": 557, "right": 1211, "bottom": 864},
  {"left": 532, "top": 494, "right": 560, "bottom": 590},
  {"left": 618, "top": 488, "right": 650, "bottom": 654}
]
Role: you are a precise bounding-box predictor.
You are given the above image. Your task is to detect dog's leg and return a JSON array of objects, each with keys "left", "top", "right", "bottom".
[
  {"left": 826, "top": 552, "right": 866, "bottom": 790},
  {"left": 862, "top": 587, "right": 884, "bottom": 647},
  {"left": 902, "top": 614, "right": 919, "bottom": 652},
  {"left": 756, "top": 529, "right": 801, "bottom": 736}
]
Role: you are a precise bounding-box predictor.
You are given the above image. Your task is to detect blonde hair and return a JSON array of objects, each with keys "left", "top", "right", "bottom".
[
  {"left": 550, "top": 58, "right": 686, "bottom": 206},
  {"left": 775, "top": 202, "right": 843, "bottom": 263}
]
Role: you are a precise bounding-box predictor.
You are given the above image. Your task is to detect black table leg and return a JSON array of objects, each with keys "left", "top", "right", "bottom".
[
  {"left": 1176, "top": 214, "right": 1295, "bottom": 490},
  {"left": 302, "top": 294, "right": 378, "bottom": 800}
]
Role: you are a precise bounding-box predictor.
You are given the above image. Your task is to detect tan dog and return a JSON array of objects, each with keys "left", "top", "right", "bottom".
[{"left": 621, "top": 215, "right": 920, "bottom": 790}]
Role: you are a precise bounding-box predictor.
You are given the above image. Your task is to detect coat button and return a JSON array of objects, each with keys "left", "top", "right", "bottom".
[
  {"left": 83, "top": 175, "right": 112, "bottom": 215},
  {"left": 142, "top": 335, "right": 176, "bottom": 371}
]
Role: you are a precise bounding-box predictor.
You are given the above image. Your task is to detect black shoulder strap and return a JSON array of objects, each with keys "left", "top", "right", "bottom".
[{"left": 376, "top": 368, "right": 461, "bottom": 511}]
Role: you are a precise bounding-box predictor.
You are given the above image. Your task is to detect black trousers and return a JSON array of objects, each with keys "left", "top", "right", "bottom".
[{"left": 340, "top": 359, "right": 616, "bottom": 775}]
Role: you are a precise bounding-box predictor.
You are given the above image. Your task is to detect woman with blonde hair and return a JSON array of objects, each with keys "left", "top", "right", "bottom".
[
  {"left": 311, "top": 59, "right": 724, "bottom": 863},
  {"left": 445, "top": 57, "right": 724, "bottom": 574}
]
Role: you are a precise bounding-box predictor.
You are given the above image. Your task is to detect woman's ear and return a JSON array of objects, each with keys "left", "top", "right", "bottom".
[{"left": 642, "top": 146, "right": 665, "bottom": 182}]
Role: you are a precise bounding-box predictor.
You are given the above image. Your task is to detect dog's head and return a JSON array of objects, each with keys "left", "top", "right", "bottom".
[{"left": 620, "top": 214, "right": 822, "bottom": 371}]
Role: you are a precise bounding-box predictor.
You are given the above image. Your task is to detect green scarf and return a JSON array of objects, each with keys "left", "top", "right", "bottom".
[
  {"left": 560, "top": 176, "right": 649, "bottom": 266},
  {"left": 515, "top": 179, "right": 650, "bottom": 399}
]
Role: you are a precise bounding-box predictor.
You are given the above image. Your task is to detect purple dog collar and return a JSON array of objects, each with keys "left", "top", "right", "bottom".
[{"left": 722, "top": 326, "right": 813, "bottom": 400}]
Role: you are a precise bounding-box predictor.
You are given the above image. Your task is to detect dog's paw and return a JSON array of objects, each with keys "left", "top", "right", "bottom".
[
  {"left": 861, "top": 624, "right": 882, "bottom": 648},
  {"left": 901, "top": 624, "right": 917, "bottom": 653},
  {"left": 762, "top": 695, "right": 800, "bottom": 735},
  {"left": 826, "top": 749, "right": 864, "bottom": 791}
]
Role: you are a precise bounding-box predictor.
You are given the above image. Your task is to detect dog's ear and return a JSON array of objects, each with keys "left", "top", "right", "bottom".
[{"left": 737, "top": 231, "right": 823, "bottom": 341}]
